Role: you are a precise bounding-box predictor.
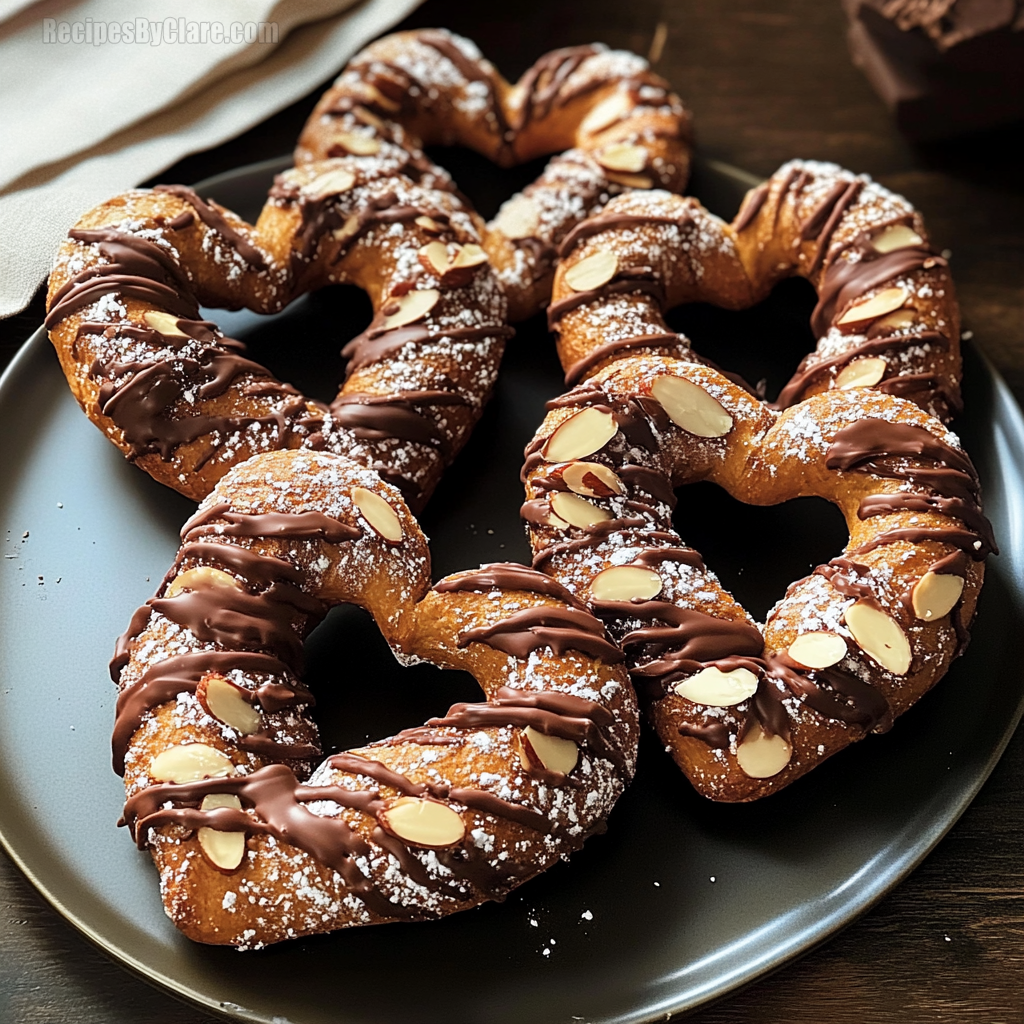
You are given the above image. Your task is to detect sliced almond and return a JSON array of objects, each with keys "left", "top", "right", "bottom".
[
  {"left": 198, "top": 793, "right": 246, "bottom": 871},
  {"left": 605, "top": 171, "right": 654, "bottom": 189},
  {"left": 518, "top": 726, "right": 579, "bottom": 776},
  {"left": 166, "top": 565, "right": 242, "bottom": 598},
  {"left": 787, "top": 631, "right": 847, "bottom": 670},
  {"left": 331, "top": 130, "right": 381, "bottom": 156},
  {"left": 912, "top": 571, "right": 964, "bottom": 621},
  {"left": 871, "top": 224, "right": 924, "bottom": 253},
  {"left": 380, "top": 796, "right": 465, "bottom": 848},
  {"left": 590, "top": 565, "right": 662, "bottom": 602},
  {"left": 304, "top": 167, "right": 356, "bottom": 200},
  {"left": 562, "top": 461, "right": 624, "bottom": 497},
  {"left": 143, "top": 311, "right": 187, "bottom": 337},
  {"left": 415, "top": 215, "right": 444, "bottom": 234},
  {"left": 836, "top": 357, "right": 887, "bottom": 389},
  {"left": 872, "top": 308, "right": 917, "bottom": 332},
  {"left": 494, "top": 194, "right": 540, "bottom": 240},
  {"left": 450, "top": 243, "right": 488, "bottom": 269},
  {"left": 381, "top": 288, "right": 439, "bottom": 330},
  {"left": 674, "top": 666, "right": 759, "bottom": 707},
  {"left": 597, "top": 143, "right": 648, "bottom": 174},
  {"left": 542, "top": 407, "right": 618, "bottom": 462},
  {"left": 581, "top": 91, "right": 632, "bottom": 134},
  {"left": 418, "top": 242, "right": 489, "bottom": 286},
  {"left": 362, "top": 82, "right": 401, "bottom": 112},
  {"left": 331, "top": 213, "right": 361, "bottom": 244},
  {"left": 201, "top": 675, "right": 261, "bottom": 735},
  {"left": 564, "top": 251, "right": 618, "bottom": 292},
  {"left": 836, "top": 287, "right": 908, "bottom": 327},
  {"left": 352, "top": 105, "right": 385, "bottom": 130},
  {"left": 651, "top": 374, "right": 733, "bottom": 438},
  {"left": 418, "top": 241, "right": 450, "bottom": 276},
  {"left": 351, "top": 486, "right": 403, "bottom": 543},
  {"left": 150, "top": 743, "right": 234, "bottom": 784},
  {"left": 736, "top": 722, "right": 793, "bottom": 779},
  {"left": 844, "top": 600, "right": 912, "bottom": 675},
  {"left": 550, "top": 491, "right": 613, "bottom": 529}
]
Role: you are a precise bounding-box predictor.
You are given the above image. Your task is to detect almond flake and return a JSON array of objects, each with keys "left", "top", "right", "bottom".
[
  {"left": 166, "top": 565, "right": 242, "bottom": 598},
  {"left": 518, "top": 727, "right": 578, "bottom": 775},
  {"left": 736, "top": 722, "right": 792, "bottom": 779},
  {"left": 844, "top": 600, "right": 912, "bottom": 674},
  {"left": 564, "top": 251, "right": 618, "bottom": 292},
  {"left": 590, "top": 565, "right": 662, "bottom": 602},
  {"left": 304, "top": 168, "right": 356, "bottom": 200},
  {"left": 837, "top": 287, "right": 907, "bottom": 327},
  {"left": 332, "top": 130, "right": 381, "bottom": 156},
  {"left": 150, "top": 743, "right": 234, "bottom": 784},
  {"left": 581, "top": 91, "right": 632, "bottom": 134},
  {"left": 143, "top": 311, "right": 187, "bottom": 337},
  {"left": 836, "top": 357, "right": 887, "bottom": 389},
  {"left": 912, "top": 571, "right": 964, "bottom": 621},
  {"left": 787, "top": 631, "right": 847, "bottom": 669},
  {"left": 198, "top": 793, "right": 246, "bottom": 871},
  {"left": 597, "top": 143, "right": 648, "bottom": 174},
  {"left": 542, "top": 407, "right": 618, "bottom": 462},
  {"left": 871, "top": 224, "right": 924, "bottom": 253},
  {"left": 651, "top": 374, "right": 733, "bottom": 437},
  {"left": 381, "top": 288, "right": 439, "bottom": 329},
  {"left": 494, "top": 194, "right": 540, "bottom": 239},
  {"left": 562, "top": 461, "right": 624, "bottom": 497},
  {"left": 550, "top": 491, "right": 613, "bottom": 529},
  {"left": 380, "top": 797, "right": 465, "bottom": 848},
  {"left": 674, "top": 666, "right": 759, "bottom": 706},
  {"left": 352, "top": 486, "right": 403, "bottom": 542}
]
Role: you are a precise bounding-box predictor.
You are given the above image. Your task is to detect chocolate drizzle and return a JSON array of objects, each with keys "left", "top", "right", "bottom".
[
  {"left": 563, "top": 332, "right": 682, "bottom": 386},
  {"left": 434, "top": 563, "right": 587, "bottom": 610},
  {"left": 557, "top": 212, "right": 691, "bottom": 259},
  {"left": 459, "top": 606, "right": 624, "bottom": 664},
  {"left": 811, "top": 233, "right": 946, "bottom": 338},
  {"left": 46, "top": 228, "right": 199, "bottom": 329},
  {"left": 547, "top": 267, "right": 665, "bottom": 329},
  {"left": 428, "top": 685, "right": 623, "bottom": 768},
  {"left": 592, "top": 600, "right": 764, "bottom": 690},
  {"left": 341, "top": 321, "right": 513, "bottom": 374},
  {"left": 152, "top": 184, "right": 267, "bottom": 269},
  {"left": 512, "top": 45, "right": 602, "bottom": 132}
]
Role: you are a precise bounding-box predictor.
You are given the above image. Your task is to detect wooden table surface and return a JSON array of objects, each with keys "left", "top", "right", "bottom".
[{"left": 2, "top": 0, "right": 1022, "bottom": 1021}]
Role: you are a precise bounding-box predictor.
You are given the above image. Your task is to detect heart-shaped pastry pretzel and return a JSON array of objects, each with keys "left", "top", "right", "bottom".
[
  {"left": 298, "top": 29, "right": 692, "bottom": 319},
  {"left": 522, "top": 161, "right": 994, "bottom": 800},
  {"left": 115, "top": 449, "right": 637, "bottom": 946},
  {"left": 47, "top": 30, "right": 690, "bottom": 511}
]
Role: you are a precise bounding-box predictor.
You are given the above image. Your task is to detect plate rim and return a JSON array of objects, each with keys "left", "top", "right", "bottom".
[{"left": 2, "top": 155, "right": 1024, "bottom": 1024}]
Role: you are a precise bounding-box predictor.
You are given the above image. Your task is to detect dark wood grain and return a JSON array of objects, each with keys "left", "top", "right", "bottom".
[{"left": 2, "top": 0, "right": 1022, "bottom": 1021}]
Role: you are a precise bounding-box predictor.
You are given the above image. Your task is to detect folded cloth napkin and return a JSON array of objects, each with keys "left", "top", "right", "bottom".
[{"left": 0, "top": 0, "right": 424, "bottom": 319}]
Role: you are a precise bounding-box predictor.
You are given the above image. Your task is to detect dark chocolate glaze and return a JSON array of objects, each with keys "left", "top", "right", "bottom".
[
  {"left": 732, "top": 183, "right": 769, "bottom": 233},
  {"left": 557, "top": 212, "right": 691, "bottom": 259},
  {"left": 858, "top": 491, "right": 996, "bottom": 556},
  {"left": 330, "top": 392, "right": 446, "bottom": 450},
  {"left": 459, "top": 606, "right": 624, "bottom": 664},
  {"left": 341, "top": 321, "right": 513, "bottom": 374},
  {"left": 631, "top": 546, "right": 705, "bottom": 571},
  {"left": 153, "top": 184, "right": 268, "bottom": 269},
  {"left": 512, "top": 45, "right": 601, "bottom": 131},
  {"left": 594, "top": 600, "right": 764, "bottom": 687},
  {"left": 563, "top": 332, "right": 682, "bottom": 386},
  {"left": 434, "top": 563, "right": 587, "bottom": 610},
  {"left": 803, "top": 179, "right": 865, "bottom": 275},
  {"left": 851, "top": 526, "right": 987, "bottom": 559},
  {"left": 773, "top": 329, "right": 950, "bottom": 410},
  {"left": 47, "top": 229, "right": 199, "bottom": 328},
  {"left": 417, "top": 30, "right": 512, "bottom": 146},
  {"left": 181, "top": 501, "right": 361, "bottom": 544},
  {"left": 111, "top": 650, "right": 310, "bottom": 774},
  {"left": 814, "top": 558, "right": 876, "bottom": 600},
  {"left": 677, "top": 720, "right": 731, "bottom": 748},
  {"left": 811, "top": 236, "right": 946, "bottom": 338},
  {"left": 428, "top": 685, "right": 623, "bottom": 768}
]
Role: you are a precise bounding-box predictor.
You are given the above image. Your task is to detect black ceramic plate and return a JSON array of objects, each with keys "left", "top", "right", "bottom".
[{"left": 2, "top": 157, "right": 1023, "bottom": 1024}]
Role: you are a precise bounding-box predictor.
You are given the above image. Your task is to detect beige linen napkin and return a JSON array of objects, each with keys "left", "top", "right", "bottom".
[{"left": 0, "top": 0, "right": 424, "bottom": 318}]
